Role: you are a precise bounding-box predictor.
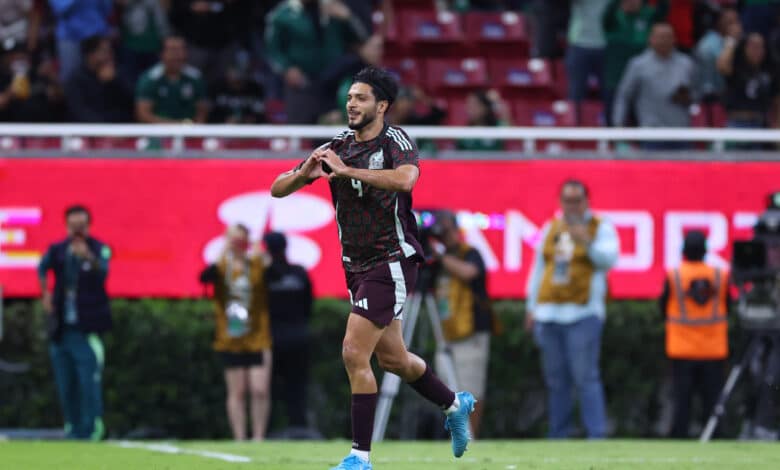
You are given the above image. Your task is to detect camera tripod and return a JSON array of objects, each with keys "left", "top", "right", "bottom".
[
  {"left": 700, "top": 333, "right": 771, "bottom": 442},
  {"left": 372, "top": 269, "right": 462, "bottom": 442}
]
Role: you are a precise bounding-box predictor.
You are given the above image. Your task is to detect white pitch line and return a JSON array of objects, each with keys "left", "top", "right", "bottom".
[{"left": 113, "top": 441, "right": 252, "bottom": 463}]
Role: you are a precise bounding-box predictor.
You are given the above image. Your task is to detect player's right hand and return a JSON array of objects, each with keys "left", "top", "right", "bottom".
[{"left": 298, "top": 151, "right": 327, "bottom": 181}]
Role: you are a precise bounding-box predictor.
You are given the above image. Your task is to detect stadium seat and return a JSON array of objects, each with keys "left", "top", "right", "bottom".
[
  {"left": 383, "top": 57, "right": 425, "bottom": 87},
  {"left": 400, "top": 10, "right": 464, "bottom": 55},
  {"left": 264, "top": 99, "right": 287, "bottom": 124},
  {"left": 425, "top": 58, "right": 489, "bottom": 96},
  {"left": 463, "top": 11, "right": 529, "bottom": 57},
  {"left": 513, "top": 99, "right": 604, "bottom": 127},
  {"left": 488, "top": 58, "right": 557, "bottom": 98}
]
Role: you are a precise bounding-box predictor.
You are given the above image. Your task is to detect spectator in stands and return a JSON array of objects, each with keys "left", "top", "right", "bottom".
[
  {"left": 116, "top": 0, "right": 170, "bottom": 85},
  {"left": 530, "top": 0, "right": 569, "bottom": 59},
  {"left": 169, "top": 0, "right": 255, "bottom": 87},
  {"left": 64, "top": 36, "right": 134, "bottom": 123},
  {"left": 456, "top": 89, "right": 511, "bottom": 151},
  {"left": 389, "top": 86, "right": 446, "bottom": 127},
  {"left": 665, "top": 0, "right": 696, "bottom": 52},
  {"left": 602, "top": 0, "right": 668, "bottom": 126},
  {"left": 0, "top": 38, "right": 64, "bottom": 122},
  {"left": 135, "top": 35, "right": 208, "bottom": 124},
  {"left": 264, "top": 0, "right": 368, "bottom": 123},
  {"left": 613, "top": 23, "right": 696, "bottom": 148},
  {"left": 428, "top": 210, "right": 498, "bottom": 438},
  {"left": 0, "top": 0, "right": 41, "bottom": 55},
  {"left": 526, "top": 179, "right": 619, "bottom": 439},
  {"left": 318, "top": 33, "right": 384, "bottom": 124},
  {"left": 660, "top": 230, "right": 729, "bottom": 439},
  {"left": 694, "top": 8, "right": 741, "bottom": 102},
  {"left": 48, "top": 0, "right": 113, "bottom": 81},
  {"left": 208, "top": 51, "right": 266, "bottom": 124},
  {"left": 262, "top": 232, "right": 314, "bottom": 435},
  {"left": 741, "top": 0, "right": 780, "bottom": 38},
  {"left": 38, "top": 204, "right": 112, "bottom": 440},
  {"left": 718, "top": 32, "right": 779, "bottom": 147},
  {"left": 199, "top": 224, "right": 273, "bottom": 441},
  {"left": 565, "top": 0, "right": 611, "bottom": 106}
]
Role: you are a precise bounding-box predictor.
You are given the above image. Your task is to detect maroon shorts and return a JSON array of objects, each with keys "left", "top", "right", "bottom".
[{"left": 345, "top": 257, "right": 419, "bottom": 327}]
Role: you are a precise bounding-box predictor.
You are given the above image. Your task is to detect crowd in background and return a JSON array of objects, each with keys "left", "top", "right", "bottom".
[{"left": 1, "top": 0, "right": 779, "bottom": 137}]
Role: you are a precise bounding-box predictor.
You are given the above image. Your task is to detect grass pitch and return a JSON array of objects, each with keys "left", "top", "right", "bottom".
[{"left": 2, "top": 439, "right": 780, "bottom": 469}]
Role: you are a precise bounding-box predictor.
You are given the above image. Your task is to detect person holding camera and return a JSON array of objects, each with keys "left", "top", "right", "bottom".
[
  {"left": 200, "top": 224, "right": 272, "bottom": 441},
  {"left": 428, "top": 211, "right": 497, "bottom": 439},
  {"left": 659, "top": 230, "right": 730, "bottom": 438},
  {"left": 38, "top": 205, "right": 112, "bottom": 440},
  {"left": 525, "top": 179, "right": 619, "bottom": 439}
]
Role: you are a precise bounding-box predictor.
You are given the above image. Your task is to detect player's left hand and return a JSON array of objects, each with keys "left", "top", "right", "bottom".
[{"left": 317, "top": 149, "right": 349, "bottom": 178}]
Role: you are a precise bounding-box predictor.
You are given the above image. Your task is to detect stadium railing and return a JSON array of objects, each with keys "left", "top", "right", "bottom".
[{"left": 0, "top": 124, "right": 779, "bottom": 158}]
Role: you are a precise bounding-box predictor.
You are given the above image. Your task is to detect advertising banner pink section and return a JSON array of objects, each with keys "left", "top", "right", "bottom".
[{"left": 1, "top": 158, "right": 777, "bottom": 299}]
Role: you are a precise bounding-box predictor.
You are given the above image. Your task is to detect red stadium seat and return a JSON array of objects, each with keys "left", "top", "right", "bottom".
[
  {"left": 489, "top": 58, "right": 557, "bottom": 98},
  {"left": 513, "top": 99, "right": 604, "bottom": 127},
  {"left": 400, "top": 10, "right": 464, "bottom": 55},
  {"left": 383, "top": 57, "right": 425, "bottom": 87},
  {"left": 425, "top": 58, "right": 488, "bottom": 95},
  {"left": 264, "top": 99, "right": 287, "bottom": 124},
  {"left": 463, "top": 11, "right": 529, "bottom": 56}
]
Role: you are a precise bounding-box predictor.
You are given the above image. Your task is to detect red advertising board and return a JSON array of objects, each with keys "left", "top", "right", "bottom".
[{"left": 1, "top": 158, "right": 777, "bottom": 299}]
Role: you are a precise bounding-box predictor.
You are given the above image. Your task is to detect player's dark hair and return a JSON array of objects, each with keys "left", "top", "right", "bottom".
[
  {"left": 560, "top": 179, "right": 590, "bottom": 198},
  {"left": 65, "top": 204, "right": 91, "bottom": 223},
  {"left": 352, "top": 66, "right": 398, "bottom": 108},
  {"left": 80, "top": 35, "right": 107, "bottom": 57}
]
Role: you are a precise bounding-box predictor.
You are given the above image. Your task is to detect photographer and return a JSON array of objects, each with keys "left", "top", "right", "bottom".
[
  {"left": 38, "top": 205, "right": 112, "bottom": 440},
  {"left": 659, "top": 230, "right": 730, "bottom": 439},
  {"left": 428, "top": 210, "right": 496, "bottom": 438},
  {"left": 199, "top": 224, "right": 272, "bottom": 441}
]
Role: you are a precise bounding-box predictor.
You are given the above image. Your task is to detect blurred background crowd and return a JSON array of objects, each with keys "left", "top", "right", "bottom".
[{"left": 2, "top": 0, "right": 779, "bottom": 139}]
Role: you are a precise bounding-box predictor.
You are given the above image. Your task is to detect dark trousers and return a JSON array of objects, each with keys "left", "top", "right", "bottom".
[
  {"left": 49, "top": 326, "right": 104, "bottom": 439},
  {"left": 670, "top": 358, "right": 725, "bottom": 438},
  {"left": 272, "top": 341, "right": 309, "bottom": 427}
]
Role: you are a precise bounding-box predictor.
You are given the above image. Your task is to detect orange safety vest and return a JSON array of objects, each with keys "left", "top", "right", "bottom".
[{"left": 665, "top": 262, "right": 729, "bottom": 360}]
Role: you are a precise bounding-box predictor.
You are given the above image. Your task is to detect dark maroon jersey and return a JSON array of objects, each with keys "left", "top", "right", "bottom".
[{"left": 324, "top": 124, "right": 424, "bottom": 272}]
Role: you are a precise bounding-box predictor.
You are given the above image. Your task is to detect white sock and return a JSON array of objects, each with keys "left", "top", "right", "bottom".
[
  {"left": 350, "top": 449, "right": 370, "bottom": 462},
  {"left": 444, "top": 396, "right": 460, "bottom": 415}
]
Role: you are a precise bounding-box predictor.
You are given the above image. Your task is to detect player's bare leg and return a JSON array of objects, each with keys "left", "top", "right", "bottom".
[
  {"left": 374, "top": 320, "right": 476, "bottom": 457},
  {"left": 335, "top": 313, "right": 387, "bottom": 469}
]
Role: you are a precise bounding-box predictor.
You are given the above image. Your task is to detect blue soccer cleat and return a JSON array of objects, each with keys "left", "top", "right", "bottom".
[
  {"left": 330, "top": 454, "right": 373, "bottom": 470},
  {"left": 444, "top": 391, "right": 476, "bottom": 458}
]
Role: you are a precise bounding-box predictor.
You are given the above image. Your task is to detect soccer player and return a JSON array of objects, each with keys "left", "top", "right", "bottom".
[{"left": 271, "top": 66, "right": 475, "bottom": 470}]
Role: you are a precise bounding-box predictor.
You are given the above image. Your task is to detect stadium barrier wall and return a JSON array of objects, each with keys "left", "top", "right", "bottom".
[{"left": 1, "top": 158, "right": 778, "bottom": 299}]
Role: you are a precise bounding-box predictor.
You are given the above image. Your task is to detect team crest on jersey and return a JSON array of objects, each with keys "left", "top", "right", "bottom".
[{"left": 368, "top": 149, "right": 384, "bottom": 169}]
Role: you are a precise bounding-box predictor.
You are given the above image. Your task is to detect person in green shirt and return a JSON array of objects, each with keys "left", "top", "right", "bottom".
[
  {"left": 265, "top": 0, "right": 367, "bottom": 123},
  {"left": 456, "top": 89, "right": 511, "bottom": 152},
  {"left": 135, "top": 35, "right": 209, "bottom": 123},
  {"left": 602, "top": 0, "right": 668, "bottom": 126},
  {"left": 116, "top": 0, "right": 169, "bottom": 84}
]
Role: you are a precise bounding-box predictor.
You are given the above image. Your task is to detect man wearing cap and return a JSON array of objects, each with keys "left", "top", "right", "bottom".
[{"left": 659, "top": 230, "right": 730, "bottom": 438}]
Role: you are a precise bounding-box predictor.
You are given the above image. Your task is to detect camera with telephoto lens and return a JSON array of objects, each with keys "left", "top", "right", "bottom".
[
  {"left": 732, "top": 191, "right": 780, "bottom": 331},
  {"left": 415, "top": 209, "right": 449, "bottom": 261}
]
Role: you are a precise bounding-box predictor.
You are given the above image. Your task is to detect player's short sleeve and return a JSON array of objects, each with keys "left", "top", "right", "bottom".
[
  {"left": 135, "top": 73, "right": 155, "bottom": 101},
  {"left": 386, "top": 126, "right": 418, "bottom": 168}
]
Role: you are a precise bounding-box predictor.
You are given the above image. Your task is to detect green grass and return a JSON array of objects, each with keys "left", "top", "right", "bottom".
[{"left": 3, "top": 440, "right": 780, "bottom": 469}]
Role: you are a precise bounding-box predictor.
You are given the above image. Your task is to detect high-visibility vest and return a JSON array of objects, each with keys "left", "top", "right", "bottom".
[{"left": 665, "top": 262, "right": 729, "bottom": 360}]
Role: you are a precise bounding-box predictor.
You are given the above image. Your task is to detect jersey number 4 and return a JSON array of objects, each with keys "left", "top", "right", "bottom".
[{"left": 351, "top": 179, "right": 363, "bottom": 197}]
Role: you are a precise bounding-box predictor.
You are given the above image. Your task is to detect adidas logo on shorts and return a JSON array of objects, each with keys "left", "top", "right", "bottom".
[{"left": 354, "top": 298, "right": 369, "bottom": 310}]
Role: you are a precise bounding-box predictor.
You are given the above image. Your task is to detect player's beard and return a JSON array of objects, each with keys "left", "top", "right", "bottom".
[{"left": 348, "top": 108, "right": 376, "bottom": 131}]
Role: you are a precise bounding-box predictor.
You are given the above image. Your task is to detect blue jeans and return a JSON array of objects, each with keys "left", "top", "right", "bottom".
[
  {"left": 534, "top": 315, "right": 607, "bottom": 438},
  {"left": 56, "top": 39, "right": 81, "bottom": 82},
  {"left": 565, "top": 45, "right": 605, "bottom": 102},
  {"left": 49, "top": 326, "right": 104, "bottom": 439}
]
